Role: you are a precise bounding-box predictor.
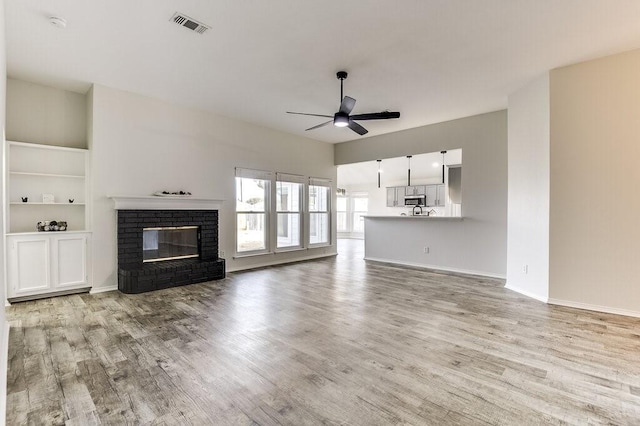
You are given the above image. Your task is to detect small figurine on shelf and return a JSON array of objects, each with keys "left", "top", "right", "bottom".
[
  {"left": 68, "top": 199, "right": 74, "bottom": 203},
  {"left": 21, "top": 197, "right": 28, "bottom": 203}
]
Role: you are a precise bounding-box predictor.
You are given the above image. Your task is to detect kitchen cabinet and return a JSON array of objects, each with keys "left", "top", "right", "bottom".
[
  {"left": 405, "top": 185, "right": 426, "bottom": 196},
  {"left": 386, "top": 187, "right": 404, "bottom": 207},
  {"left": 425, "top": 184, "right": 446, "bottom": 207},
  {"left": 6, "top": 232, "right": 92, "bottom": 301},
  {"left": 436, "top": 184, "right": 446, "bottom": 207}
]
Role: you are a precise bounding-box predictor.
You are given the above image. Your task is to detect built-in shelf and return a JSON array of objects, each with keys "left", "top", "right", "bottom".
[
  {"left": 6, "top": 230, "right": 92, "bottom": 236},
  {"left": 10, "top": 202, "right": 86, "bottom": 206},
  {"left": 6, "top": 140, "right": 89, "bottom": 234},
  {"left": 5, "top": 141, "right": 93, "bottom": 302},
  {"left": 10, "top": 171, "right": 85, "bottom": 179}
]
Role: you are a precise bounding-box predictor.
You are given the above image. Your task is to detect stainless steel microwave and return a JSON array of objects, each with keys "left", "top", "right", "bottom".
[{"left": 404, "top": 196, "right": 425, "bottom": 206}]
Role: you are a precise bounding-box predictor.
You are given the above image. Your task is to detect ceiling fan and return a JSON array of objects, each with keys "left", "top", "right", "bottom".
[{"left": 287, "top": 71, "right": 400, "bottom": 136}]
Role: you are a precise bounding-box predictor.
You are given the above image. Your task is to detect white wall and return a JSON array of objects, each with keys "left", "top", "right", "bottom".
[
  {"left": 548, "top": 49, "right": 640, "bottom": 316},
  {"left": 0, "top": 0, "right": 8, "bottom": 420},
  {"left": 5, "top": 78, "right": 87, "bottom": 148},
  {"left": 90, "top": 85, "right": 336, "bottom": 291},
  {"left": 506, "top": 74, "right": 550, "bottom": 301},
  {"left": 335, "top": 111, "right": 507, "bottom": 277}
]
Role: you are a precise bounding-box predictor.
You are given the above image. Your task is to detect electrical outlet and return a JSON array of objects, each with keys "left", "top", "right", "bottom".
[
  {"left": 423, "top": 247, "right": 430, "bottom": 254},
  {"left": 220, "top": 250, "right": 226, "bottom": 258},
  {"left": 523, "top": 264, "right": 528, "bottom": 274}
]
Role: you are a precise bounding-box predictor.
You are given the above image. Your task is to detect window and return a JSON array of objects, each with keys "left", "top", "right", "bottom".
[
  {"left": 336, "top": 193, "right": 368, "bottom": 237},
  {"left": 351, "top": 195, "right": 368, "bottom": 234},
  {"left": 235, "top": 169, "right": 332, "bottom": 255},
  {"left": 276, "top": 174, "right": 304, "bottom": 249},
  {"left": 236, "top": 168, "right": 272, "bottom": 254},
  {"left": 309, "top": 179, "right": 331, "bottom": 245},
  {"left": 336, "top": 196, "right": 348, "bottom": 233}
]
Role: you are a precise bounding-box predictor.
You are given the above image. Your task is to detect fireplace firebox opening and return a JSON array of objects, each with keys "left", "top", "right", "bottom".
[{"left": 143, "top": 226, "right": 200, "bottom": 263}]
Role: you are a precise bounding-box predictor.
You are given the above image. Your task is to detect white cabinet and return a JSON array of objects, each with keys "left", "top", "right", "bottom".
[
  {"left": 386, "top": 187, "right": 404, "bottom": 207},
  {"left": 5, "top": 141, "right": 92, "bottom": 302},
  {"left": 436, "top": 184, "right": 446, "bottom": 207},
  {"left": 405, "top": 185, "right": 426, "bottom": 196},
  {"left": 425, "top": 184, "right": 446, "bottom": 207},
  {"left": 6, "top": 232, "right": 91, "bottom": 301}
]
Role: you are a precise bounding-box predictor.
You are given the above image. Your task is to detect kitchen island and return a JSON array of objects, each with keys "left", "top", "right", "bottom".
[{"left": 363, "top": 215, "right": 504, "bottom": 278}]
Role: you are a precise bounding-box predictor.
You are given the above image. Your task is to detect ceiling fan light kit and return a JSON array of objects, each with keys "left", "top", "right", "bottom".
[{"left": 287, "top": 71, "right": 400, "bottom": 136}]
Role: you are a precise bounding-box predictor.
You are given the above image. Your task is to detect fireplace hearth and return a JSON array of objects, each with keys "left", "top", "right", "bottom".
[{"left": 117, "top": 209, "right": 225, "bottom": 294}]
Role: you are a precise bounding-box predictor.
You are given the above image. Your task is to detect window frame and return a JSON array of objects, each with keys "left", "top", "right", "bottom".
[
  {"left": 235, "top": 168, "right": 273, "bottom": 257},
  {"left": 275, "top": 173, "right": 305, "bottom": 252},
  {"left": 307, "top": 177, "right": 332, "bottom": 247},
  {"left": 234, "top": 169, "right": 333, "bottom": 257}
]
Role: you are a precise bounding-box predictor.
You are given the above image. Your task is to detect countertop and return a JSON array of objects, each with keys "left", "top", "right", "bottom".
[{"left": 364, "top": 215, "right": 463, "bottom": 220}]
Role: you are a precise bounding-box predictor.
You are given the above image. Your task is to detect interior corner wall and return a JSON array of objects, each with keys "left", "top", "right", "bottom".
[
  {"left": 549, "top": 48, "right": 640, "bottom": 315},
  {"left": 0, "top": 0, "right": 8, "bottom": 420},
  {"left": 89, "top": 85, "right": 336, "bottom": 291},
  {"left": 505, "top": 73, "right": 550, "bottom": 302},
  {"left": 5, "top": 78, "right": 87, "bottom": 148},
  {"left": 334, "top": 110, "right": 507, "bottom": 277}
]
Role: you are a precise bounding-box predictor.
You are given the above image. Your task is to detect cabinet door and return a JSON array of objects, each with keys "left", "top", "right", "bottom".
[
  {"left": 7, "top": 236, "right": 51, "bottom": 297},
  {"left": 52, "top": 234, "right": 88, "bottom": 289},
  {"left": 386, "top": 188, "right": 396, "bottom": 207},
  {"left": 425, "top": 185, "right": 438, "bottom": 207},
  {"left": 436, "top": 184, "right": 446, "bottom": 206},
  {"left": 395, "top": 187, "right": 404, "bottom": 206}
]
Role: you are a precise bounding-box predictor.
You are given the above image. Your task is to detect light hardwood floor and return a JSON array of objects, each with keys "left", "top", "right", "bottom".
[{"left": 5, "top": 240, "right": 640, "bottom": 425}]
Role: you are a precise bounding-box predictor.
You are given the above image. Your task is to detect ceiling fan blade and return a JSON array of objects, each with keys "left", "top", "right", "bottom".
[
  {"left": 339, "top": 96, "right": 356, "bottom": 114},
  {"left": 287, "top": 111, "right": 333, "bottom": 118},
  {"left": 350, "top": 111, "right": 401, "bottom": 121},
  {"left": 348, "top": 120, "right": 368, "bottom": 135},
  {"left": 305, "top": 120, "right": 333, "bottom": 131}
]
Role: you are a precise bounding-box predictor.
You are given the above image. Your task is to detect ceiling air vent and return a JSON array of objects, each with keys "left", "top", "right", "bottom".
[{"left": 170, "top": 12, "right": 210, "bottom": 34}]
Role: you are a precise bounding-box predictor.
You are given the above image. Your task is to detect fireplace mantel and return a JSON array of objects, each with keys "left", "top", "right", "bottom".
[{"left": 109, "top": 195, "right": 224, "bottom": 211}]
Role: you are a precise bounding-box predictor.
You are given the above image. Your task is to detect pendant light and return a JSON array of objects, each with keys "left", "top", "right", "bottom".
[
  {"left": 377, "top": 159, "right": 382, "bottom": 188},
  {"left": 441, "top": 150, "right": 447, "bottom": 184},
  {"left": 407, "top": 155, "right": 412, "bottom": 186}
]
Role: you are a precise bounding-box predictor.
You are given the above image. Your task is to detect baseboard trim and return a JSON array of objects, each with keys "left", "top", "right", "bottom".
[
  {"left": 363, "top": 257, "right": 506, "bottom": 280},
  {"left": 0, "top": 321, "right": 9, "bottom": 426},
  {"left": 89, "top": 285, "right": 119, "bottom": 294},
  {"left": 548, "top": 298, "right": 640, "bottom": 318},
  {"left": 504, "top": 284, "right": 549, "bottom": 303},
  {"left": 8, "top": 287, "right": 91, "bottom": 303},
  {"left": 228, "top": 252, "right": 338, "bottom": 273}
]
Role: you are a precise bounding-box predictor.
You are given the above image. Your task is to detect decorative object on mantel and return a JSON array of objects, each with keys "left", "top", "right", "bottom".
[
  {"left": 37, "top": 220, "right": 67, "bottom": 232},
  {"left": 69, "top": 198, "right": 74, "bottom": 203},
  {"left": 336, "top": 188, "right": 346, "bottom": 196},
  {"left": 42, "top": 193, "right": 55, "bottom": 204},
  {"left": 21, "top": 197, "right": 28, "bottom": 203},
  {"left": 153, "top": 190, "right": 192, "bottom": 197}
]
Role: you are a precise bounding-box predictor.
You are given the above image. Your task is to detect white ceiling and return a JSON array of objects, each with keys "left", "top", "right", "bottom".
[
  {"left": 338, "top": 149, "right": 462, "bottom": 188},
  {"left": 6, "top": 1, "right": 640, "bottom": 144}
]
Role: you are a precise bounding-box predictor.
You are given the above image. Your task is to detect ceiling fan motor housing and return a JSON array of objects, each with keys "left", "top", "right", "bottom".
[{"left": 334, "top": 111, "right": 349, "bottom": 127}]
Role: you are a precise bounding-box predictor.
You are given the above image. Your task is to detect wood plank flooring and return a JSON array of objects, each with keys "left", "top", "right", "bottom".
[{"left": 6, "top": 239, "right": 640, "bottom": 425}]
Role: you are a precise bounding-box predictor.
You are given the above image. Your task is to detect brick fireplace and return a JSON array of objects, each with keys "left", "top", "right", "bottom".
[{"left": 112, "top": 196, "right": 225, "bottom": 294}]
